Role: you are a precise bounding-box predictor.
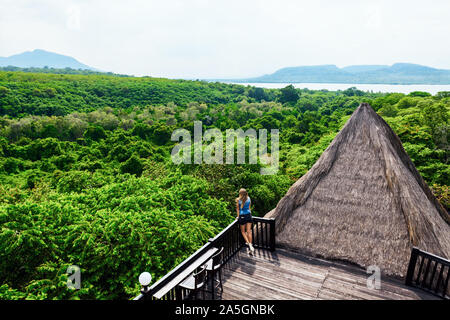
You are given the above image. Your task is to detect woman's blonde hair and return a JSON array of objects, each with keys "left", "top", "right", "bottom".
[{"left": 236, "top": 188, "right": 248, "bottom": 209}]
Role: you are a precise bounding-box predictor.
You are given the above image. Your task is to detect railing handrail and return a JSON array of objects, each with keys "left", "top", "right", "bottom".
[
  {"left": 253, "top": 216, "right": 275, "bottom": 223},
  {"left": 143, "top": 240, "right": 217, "bottom": 297},
  {"left": 136, "top": 219, "right": 239, "bottom": 299},
  {"left": 411, "top": 247, "right": 450, "bottom": 266},
  {"left": 208, "top": 219, "right": 240, "bottom": 243},
  {"left": 134, "top": 216, "right": 276, "bottom": 300}
]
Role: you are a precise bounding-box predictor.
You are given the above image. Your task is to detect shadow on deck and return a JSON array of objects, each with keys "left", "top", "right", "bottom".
[{"left": 218, "top": 247, "right": 438, "bottom": 300}]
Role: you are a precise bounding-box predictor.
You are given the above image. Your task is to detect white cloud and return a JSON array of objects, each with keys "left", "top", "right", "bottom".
[{"left": 0, "top": 0, "right": 449, "bottom": 78}]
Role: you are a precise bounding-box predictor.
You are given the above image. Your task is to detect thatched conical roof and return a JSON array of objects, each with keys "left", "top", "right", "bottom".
[{"left": 265, "top": 103, "right": 450, "bottom": 277}]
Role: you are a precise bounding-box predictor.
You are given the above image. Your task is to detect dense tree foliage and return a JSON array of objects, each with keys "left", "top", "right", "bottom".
[
  {"left": 0, "top": 70, "right": 448, "bottom": 299},
  {"left": 0, "top": 66, "right": 131, "bottom": 77}
]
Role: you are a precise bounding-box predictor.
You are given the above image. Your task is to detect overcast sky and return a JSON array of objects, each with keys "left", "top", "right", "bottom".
[{"left": 1, "top": 0, "right": 449, "bottom": 78}]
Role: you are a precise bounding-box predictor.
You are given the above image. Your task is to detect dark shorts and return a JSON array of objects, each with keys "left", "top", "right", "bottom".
[{"left": 238, "top": 214, "right": 253, "bottom": 225}]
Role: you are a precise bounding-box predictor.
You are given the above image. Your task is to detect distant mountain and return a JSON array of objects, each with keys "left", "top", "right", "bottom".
[
  {"left": 231, "top": 63, "right": 450, "bottom": 84},
  {"left": 0, "top": 49, "right": 95, "bottom": 70}
]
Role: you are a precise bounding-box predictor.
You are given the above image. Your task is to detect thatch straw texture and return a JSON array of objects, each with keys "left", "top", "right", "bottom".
[{"left": 265, "top": 103, "right": 450, "bottom": 277}]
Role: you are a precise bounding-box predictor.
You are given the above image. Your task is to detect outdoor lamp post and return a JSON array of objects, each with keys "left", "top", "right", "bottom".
[{"left": 139, "top": 272, "right": 152, "bottom": 294}]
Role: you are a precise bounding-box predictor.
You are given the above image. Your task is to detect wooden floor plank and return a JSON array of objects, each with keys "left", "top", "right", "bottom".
[
  {"left": 327, "top": 268, "right": 415, "bottom": 300},
  {"left": 229, "top": 254, "right": 326, "bottom": 287},
  {"left": 218, "top": 247, "right": 439, "bottom": 300},
  {"left": 228, "top": 269, "right": 319, "bottom": 300}
]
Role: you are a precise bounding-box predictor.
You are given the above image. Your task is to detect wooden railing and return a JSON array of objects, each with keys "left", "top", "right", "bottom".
[
  {"left": 251, "top": 217, "right": 275, "bottom": 251},
  {"left": 405, "top": 247, "right": 449, "bottom": 299},
  {"left": 134, "top": 217, "right": 275, "bottom": 300}
]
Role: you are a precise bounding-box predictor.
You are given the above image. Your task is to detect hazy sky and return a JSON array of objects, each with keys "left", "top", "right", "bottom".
[{"left": 1, "top": 0, "right": 450, "bottom": 78}]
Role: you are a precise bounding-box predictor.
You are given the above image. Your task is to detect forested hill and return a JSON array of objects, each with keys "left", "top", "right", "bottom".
[
  {"left": 0, "top": 66, "right": 130, "bottom": 77},
  {"left": 0, "top": 49, "right": 94, "bottom": 70},
  {"left": 232, "top": 63, "right": 450, "bottom": 84},
  {"left": 0, "top": 70, "right": 448, "bottom": 299},
  {"left": 0, "top": 71, "right": 252, "bottom": 117}
]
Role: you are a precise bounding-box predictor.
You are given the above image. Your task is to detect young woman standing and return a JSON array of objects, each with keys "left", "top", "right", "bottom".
[{"left": 236, "top": 188, "right": 255, "bottom": 253}]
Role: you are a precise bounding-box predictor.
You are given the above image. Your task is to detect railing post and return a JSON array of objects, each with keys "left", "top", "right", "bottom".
[
  {"left": 175, "top": 286, "right": 182, "bottom": 300},
  {"left": 269, "top": 218, "right": 276, "bottom": 251},
  {"left": 405, "top": 247, "right": 419, "bottom": 286}
]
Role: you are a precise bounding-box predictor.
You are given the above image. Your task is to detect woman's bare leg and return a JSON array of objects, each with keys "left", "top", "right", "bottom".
[
  {"left": 245, "top": 223, "right": 252, "bottom": 244},
  {"left": 240, "top": 224, "right": 250, "bottom": 243}
]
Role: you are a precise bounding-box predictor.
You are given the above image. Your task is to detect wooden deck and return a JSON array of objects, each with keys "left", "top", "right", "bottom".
[{"left": 219, "top": 247, "right": 438, "bottom": 300}]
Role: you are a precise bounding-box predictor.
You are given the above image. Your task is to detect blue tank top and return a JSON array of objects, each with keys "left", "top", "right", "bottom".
[{"left": 239, "top": 197, "right": 251, "bottom": 215}]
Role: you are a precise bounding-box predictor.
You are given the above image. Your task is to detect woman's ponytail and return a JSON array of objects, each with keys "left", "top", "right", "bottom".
[{"left": 238, "top": 188, "right": 248, "bottom": 210}]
